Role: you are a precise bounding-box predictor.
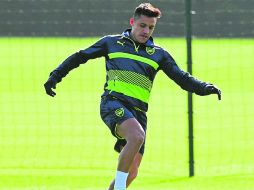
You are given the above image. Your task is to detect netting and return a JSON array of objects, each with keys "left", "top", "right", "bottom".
[{"left": 0, "top": 0, "right": 254, "bottom": 189}]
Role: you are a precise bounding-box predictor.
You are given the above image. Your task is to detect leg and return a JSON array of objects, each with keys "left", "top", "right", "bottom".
[
  {"left": 116, "top": 118, "right": 145, "bottom": 172},
  {"left": 127, "top": 152, "right": 142, "bottom": 186},
  {"left": 110, "top": 118, "right": 145, "bottom": 190},
  {"left": 108, "top": 152, "right": 143, "bottom": 190}
]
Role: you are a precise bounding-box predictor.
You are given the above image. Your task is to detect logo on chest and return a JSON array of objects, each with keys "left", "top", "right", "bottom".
[
  {"left": 146, "top": 47, "right": 155, "bottom": 55},
  {"left": 117, "top": 41, "right": 125, "bottom": 47}
]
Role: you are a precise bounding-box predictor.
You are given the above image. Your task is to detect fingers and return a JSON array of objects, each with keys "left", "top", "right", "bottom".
[
  {"left": 205, "top": 84, "right": 222, "bottom": 100},
  {"left": 216, "top": 89, "right": 221, "bottom": 100},
  {"left": 46, "top": 88, "right": 56, "bottom": 97},
  {"left": 211, "top": 86, "right": 222, "bottom": 100},
  {"left": 44, "top": 83, "right": 56, "bottom": 97}
]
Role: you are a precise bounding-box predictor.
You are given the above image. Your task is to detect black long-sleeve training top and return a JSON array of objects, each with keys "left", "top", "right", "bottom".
[{"left": 51, "top": 29, "right": 208, "bottom": 112}]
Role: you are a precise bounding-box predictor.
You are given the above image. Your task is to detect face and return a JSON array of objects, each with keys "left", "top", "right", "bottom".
[{"left": 130, "top": 15, "right": 157, "bottom": 44}]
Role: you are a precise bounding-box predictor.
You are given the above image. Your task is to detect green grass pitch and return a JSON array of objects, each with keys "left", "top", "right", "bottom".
[{"left": 0, "top": 37, "right": 253, "bottom": 189}]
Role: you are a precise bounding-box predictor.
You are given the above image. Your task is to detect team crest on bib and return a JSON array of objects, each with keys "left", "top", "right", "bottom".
[
  {"left": 115, "top": 108, "right": 124, "bottom": 117},
  {"left": 146, "top": 47, "right": 155, "bottom": 55}
]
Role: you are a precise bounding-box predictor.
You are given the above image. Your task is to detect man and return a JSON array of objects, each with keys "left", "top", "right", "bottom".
[{"left": 44, "top": 3, "right": 221, "bottom": 190}]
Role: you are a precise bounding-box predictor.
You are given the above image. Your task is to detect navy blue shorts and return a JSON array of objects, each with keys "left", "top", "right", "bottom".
[{"left": 100, "top": 95, "right": 147, "bottom": 155}]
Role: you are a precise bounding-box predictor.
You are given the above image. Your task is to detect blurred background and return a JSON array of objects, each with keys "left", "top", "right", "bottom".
[
  {"left": 0, "top": 0, "right": 253, "bottom": 189},
  {"left": 1, "top": 0, "right": 253, "bottom": 37}
]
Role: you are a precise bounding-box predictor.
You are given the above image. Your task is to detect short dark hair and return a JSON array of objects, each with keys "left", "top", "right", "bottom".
[{"left": 134, "top": 3, "right": 162, "bottom": 19}]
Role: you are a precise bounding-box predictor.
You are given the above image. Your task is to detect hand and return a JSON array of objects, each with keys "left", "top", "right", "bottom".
[
  {"left": 204, "top": 84, "right": 221, "bottom": 100},
  {"left": 44, "top": 75, "right": 58, "bottom": 97}
]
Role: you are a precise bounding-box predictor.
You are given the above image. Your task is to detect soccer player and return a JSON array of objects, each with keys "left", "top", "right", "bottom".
[{"left": 44, "top": 3, "right": 221, "bottom": 190}]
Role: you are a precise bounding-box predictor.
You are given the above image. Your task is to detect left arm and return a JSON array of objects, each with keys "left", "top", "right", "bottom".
[{"left": 160, "top": 50, "right": 221, "bottom": 100}]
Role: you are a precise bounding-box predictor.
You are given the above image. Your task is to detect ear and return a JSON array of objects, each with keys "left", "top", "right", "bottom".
[{"left": 130, "top": 18, "right": 134, "bottom": 26}]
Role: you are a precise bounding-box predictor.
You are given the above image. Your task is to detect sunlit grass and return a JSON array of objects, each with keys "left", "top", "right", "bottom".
[{"left": 0, "top": 37, "right": 253, "bottom": 189}]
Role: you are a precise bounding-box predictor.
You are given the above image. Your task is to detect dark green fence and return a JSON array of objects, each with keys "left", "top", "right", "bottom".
[{"left": 0, "top": 0, "right": 253, "bottom": 37}]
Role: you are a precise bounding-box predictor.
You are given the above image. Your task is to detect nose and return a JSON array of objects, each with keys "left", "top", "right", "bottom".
[{"left": 143, "top": 26, "right": 149, "bottom": 34}]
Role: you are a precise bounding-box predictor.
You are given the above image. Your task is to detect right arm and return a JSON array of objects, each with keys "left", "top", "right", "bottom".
[{"left": 44, "top": 36, "right": 108, "bottom": 96}]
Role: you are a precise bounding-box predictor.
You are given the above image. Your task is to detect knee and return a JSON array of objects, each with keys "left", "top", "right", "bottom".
[{"left": 132, "top": 130, "right": 145, "bottom": 146}]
